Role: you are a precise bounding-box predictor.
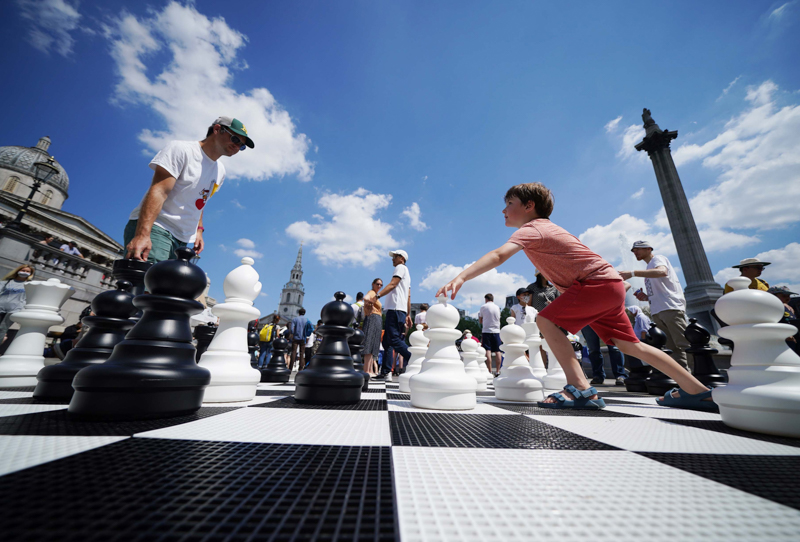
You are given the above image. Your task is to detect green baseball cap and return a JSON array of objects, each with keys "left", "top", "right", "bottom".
[{"left": 212, "top": 116, "right": 254, "bottom": 148}]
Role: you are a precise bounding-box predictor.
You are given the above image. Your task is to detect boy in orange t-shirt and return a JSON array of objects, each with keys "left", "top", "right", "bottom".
[{"left": 437, "top": 182, "right": 716, "bottom": 411}]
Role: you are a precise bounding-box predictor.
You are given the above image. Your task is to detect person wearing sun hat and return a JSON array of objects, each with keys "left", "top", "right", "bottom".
[
  {"left": 767, "top": 286, "right": 799, "bottom": 353},
  {"left": 723, "top": 257, "right": 771, "bottom": 294},
  {"left": 375, "top": 249, "right": 412, "bottom": 378},
  {"left": 124, "top": 116, "right": 255, "bottom": 262}
]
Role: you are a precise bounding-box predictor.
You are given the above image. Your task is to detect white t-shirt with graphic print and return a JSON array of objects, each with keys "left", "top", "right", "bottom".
[{"left": 129, "top": 141, "right": 225, "bottom": 243}]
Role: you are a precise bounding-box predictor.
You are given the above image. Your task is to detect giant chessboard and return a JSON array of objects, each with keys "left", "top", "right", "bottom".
[{"left": 1, "top": 377, "right": 799, "bottom": 541}]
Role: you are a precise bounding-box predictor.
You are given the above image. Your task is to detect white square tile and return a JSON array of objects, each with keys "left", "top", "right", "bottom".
[
  {"left": 135, "top": 407, "right": 391, "bottom": 446},
  {"left": 525, "top": 416, "right": 800, "bottom": 455},
  {"left": 0, "top": 391, "right": 34, "bottom": 400},
  {"left": 392, "top": 447, "right": 800, "bottom": 542},
  {"left": 602, "top": 396, "right": 662, "bottom": 405},
  {"left": 0, "top": 435, "right": 128, "bottom": 476},
  {"left": 603, "top": 403, "right": 722, "bottom": 420},
  {"left": 388, "top": 400, "right": 517, "bottom": 415},
  {"left": 0, "top": 404, "right": 67, "bottom": 418},
  {"left": 201, "top": 395, "right": 283, "bottom": 408}
]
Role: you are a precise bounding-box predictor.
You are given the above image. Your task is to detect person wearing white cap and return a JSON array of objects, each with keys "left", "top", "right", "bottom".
[
  {"left": 374, "top": 250, "right": 412, "bottom": 378},
  {"left": 619, "top": 240, "right": 691, "bottom": 371},
  {"left": 124, "top": 116, "right": 254, "bottom": 263},
  {"left": 723, "top": 257, "right": 771, "bottom": 294}
]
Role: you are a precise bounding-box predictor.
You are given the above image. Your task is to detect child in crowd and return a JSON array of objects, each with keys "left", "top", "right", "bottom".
[{"left": 437, "top": 182, "right": 716, "bottom": 411}]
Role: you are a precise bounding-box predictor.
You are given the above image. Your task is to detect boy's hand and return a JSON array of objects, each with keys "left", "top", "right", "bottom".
[
  {"left": 436, "top": 277, "right": 465, "bottom": 300},
  {"left": 634, "top": 290, "right": 649, "bottom": 302},
  {"left": 619, "top": 270, "right": 633, "bottom": 280}
]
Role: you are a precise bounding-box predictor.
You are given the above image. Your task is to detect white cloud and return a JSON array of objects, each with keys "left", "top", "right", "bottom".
[
  {"left": 717, "top": 75, "right": 742, "bottom": 101},
  {"left": 401, "top": 202, "right": 428, "bottom": 231},
  {"left": 630, "top": 187, "right": 645, "bottom": 200},
  {"left": 331, "top": 294, "right": 353, "bottom": 303},
  {"left": 604, "top": 116, "right": 622, "bottom": 133},
  {"left": 769, "top": 2, "right": 792, "bottom": 19},
  {"left": 237, "top": 238, "right": 255, "bottom": 249},
  {"left": 286, "top": 188, "right": 398, "bottom": 267},
  {"left": 17, "top": 0, "right": 81, "bottom": 57},
  {"left": 259, "top": 292, "right": 268, "bottom": 297},
  {"left": 419, "top": 262, "right": 529, "bottom": 310},
  {"left": 105, "top": 1, "right": 314, "bottom": 182},
  {"left": 234, "top": 248, "right": 264, "bottom": 259},
  {"left": 618, "top": 124, "right": 647, "bottom": 161},
  {"left": 231, "top": 199, "right": 245, "bottom": 209},
  {"left": 714, "top": 242, "right": 800, "bottom": 293}
]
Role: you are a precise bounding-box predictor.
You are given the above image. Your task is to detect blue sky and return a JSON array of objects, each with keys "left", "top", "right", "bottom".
[{"left": 2, "top": 0, "right": 799, "bottom": 319}]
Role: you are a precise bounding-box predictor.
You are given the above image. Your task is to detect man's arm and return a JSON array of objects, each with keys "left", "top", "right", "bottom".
[
  {"left": 126, "top": 166, "right": 177, "bottom": 261},
  {"left": 194, "top": 211, "right": 205, "bottom": 255},
  {"left": 377, "top": 276, "right": 401, "bottom": 297},
  {"left": 437, "top": 243, "right": 522, "bottom": 299},
  {"left": 619, "top": 266, "right": 668, "bottom": 280}
]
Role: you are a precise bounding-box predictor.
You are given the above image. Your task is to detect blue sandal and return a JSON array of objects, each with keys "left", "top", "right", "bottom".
[
  {"left": 656, "top": 387, "right": 719, "bottom": 413},
  {"left": 537, "top": 385, "right": 606, "bottom": 410}
]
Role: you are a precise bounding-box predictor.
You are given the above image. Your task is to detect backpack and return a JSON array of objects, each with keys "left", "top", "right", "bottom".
[
  {"left": 259, "top": 324, "right": 275, "bottom": 343},
  {"left": 304, "top": 319, "right": 314, "bottom": 339}
]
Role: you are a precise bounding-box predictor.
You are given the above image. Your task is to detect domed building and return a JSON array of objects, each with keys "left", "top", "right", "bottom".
[{"left": 0, "top": 136, "right": 69, "bottom": 210}]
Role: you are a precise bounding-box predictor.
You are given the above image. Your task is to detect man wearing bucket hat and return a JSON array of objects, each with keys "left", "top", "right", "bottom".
[
  {"left": 619, "top": 240, "right": 691, "bottom": 371},
  {"left": 723, "top": 257, "right": 771, "bottom": 294},
  {"left": 124, "top": 116, "right": 255, "bottom": 262},
  {"left": 374, "top": 249, "right": 412, "bottom": 379},
  {"left": 767, "top": 286, "right": 799, "bottom": 353}
]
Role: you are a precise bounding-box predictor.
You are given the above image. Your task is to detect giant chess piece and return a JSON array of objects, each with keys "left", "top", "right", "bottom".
[
  {"left": 295, "top": 292, "right": 363, "bottom": 404},
  {"left": 399, "top": 324, "right": 428, "bottom": 393},
  {"left": 69, "top": 247, "right": 211, "bottom": 420},
  {"left": 33, "top": 281, "right": 136, "bottom": 401},
  {"left": 198, "top": 258, "right": 262, "bottom": 403},
  {"left": 461, "top": 331, "right": 488, "bottom": 391},
  {"left": 712, "top": 277, "right": 800, "bottom": 437},
  {"left": 248, "top": 322, "right": 259, "bottom": 367},
  {"left": 348, "top": 328, "right": 370, "bottom": 392},
  {"left": 261, "top": 336, "right": 290, "bottom": 382},
  {"left": 409, "top": 296, "right": 477, "bottom": 410},
  {"left": 0, "top": 278, "right": 74, "bottom": 387},
  {"left": 643, "top": 323, "right": 679, "bottom": 396},
  {"left": 112, "top": 257, "right": 153, "bottom": 320},
  {"left": 521, "top": 310, "right": 547, "bottom": 379},
  {"left": 194, "top": 324, "right": 217, "bottom": 362},
  {"left": 685, "top": 318, "right": 726, "bottom": 388},
  {"left": 624, "top": 356, "right": 652, "bottom": 393},
  {"left": 495, "top": 317, "right": 544, "bottom": 402},
  {"left": 476, "top": 345, "right": 492, "bottom": 381},
  {"left": 541, "top": 335, "right": 567, "bottom": 394}
]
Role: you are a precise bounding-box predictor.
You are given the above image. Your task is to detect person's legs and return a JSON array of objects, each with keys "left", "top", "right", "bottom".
[
  {"left": 364, "top": 353, "right": 374, "bottom": 375},
  {"left": 493, "top": 351, "right": 502, "bottom": 374},
  {"left": 289, "top": 341, "right": 298, "bottom": 371},
  {"left": 582, "top": 325, "right": 605, "bottom": 381},
  {"left": 147, "top": 224, "right": 180, "bottom": 263},
  {"left": 388, "top": 311, "right": 411, "bottom": 365},
  {"left": 381, "top": 313, "right": 396, "bottom": 375},
  {"left": 299, "top": 342, "right": 306, "bottom": 369},
  {"left": 538, "top": 316, "right": 594, "bottom": 398},
  {"left": 257, "top": 342, "right": 270, "bottom": 367},
  {"left": 608, "top": 345, "right": 626, "bottom": 378},
  {"left": 614, "top": 339, "right": 709, "bottom": 399},
  {"left": 651, "top": 310, "right": 691, "bottom": 370}
]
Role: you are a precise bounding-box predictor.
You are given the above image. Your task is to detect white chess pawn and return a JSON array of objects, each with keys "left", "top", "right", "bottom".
[
  {"left": 712, "top": 277, "right": 800, "bottom": 438},
  {"left": 399, "top": 324, "right": 429, "bottom": 393},
  {"left": 198, "top": 257, "right": 262, "bottom": 402},
  {"left": 521, "top": 309, "right": 547, "bottom": 379},
  {"left": 476, "top": 345, "right": 492, "bottom": 380},
  {"left": 0, "top": 278, "right": 74, "bottom": 387},
  {"left": 461, "top": 331, "right": 488, "bottom": 391},
  {"left": 409, "top": 296, "right": 477, "bottom": 410},
  {"left": 541, "top": 334, "right": 567, "bottom": 394},
  {"left": 494, "top": 317, "right": 544, "bottom": 402}
]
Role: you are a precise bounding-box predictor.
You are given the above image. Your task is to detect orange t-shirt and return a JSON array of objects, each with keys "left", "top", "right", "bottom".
[{"left": 508, "top": 219, "right": 621, "bottom": 292}]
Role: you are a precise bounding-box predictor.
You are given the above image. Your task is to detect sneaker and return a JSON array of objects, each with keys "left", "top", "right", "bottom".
[
  {"left": 589, "top": 377, "right": 605, "bottom": 385},
  {"left": 615, "top": 377, "right": 626, "bottom": 386}
]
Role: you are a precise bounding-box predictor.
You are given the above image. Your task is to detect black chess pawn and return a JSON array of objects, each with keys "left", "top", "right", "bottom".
[
  {"left": 685, "top": 318, "right": 726, "bottom": 388},
  {"left": 33, "top": 281, "right": 137, "bottom": 401},
  {"left": 248, "top": 322, "right": 259, "bottom": 366},
  {"left": 194, "top": 324, "right": 217, "bottom": 362},
  {"left": 261, "top": 336, "right": 290, "bottom": 382},
  {"left": 295, "top": 292, "right": 363, "bottom": 404},
  {"left": 68, "top": 247, "right": 211, "bottom": 420},
  {"left": 112, "top": 257, "right": 153, "bottom": 320},
  {"left": 348, "top": 327, "right": 370, "bottom": 392},
  {"left": 643, "top": 323, "right": 679, "bottom": 396},
  {"left": 623, "top": 355, "right": 652, "bottom": 393}
]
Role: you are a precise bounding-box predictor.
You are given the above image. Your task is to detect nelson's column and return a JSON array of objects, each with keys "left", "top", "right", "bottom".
[{"left": 635, "top": 108, "right": 723, "bottom": 332}]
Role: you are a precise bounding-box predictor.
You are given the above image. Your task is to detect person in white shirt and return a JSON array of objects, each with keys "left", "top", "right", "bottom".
[
  {"left": 620, "top": 240, "right": 690, "bottom": 370},
  {"left": 59, "top": 241, "right": 83, "bottom": 258},
  {"left": 414, "top": 303, "right": 429, "bottom": 329},
  {"left": 478, "top": 293, "right": 502, "bottom": 375},
  {"left": 509, "top": 287, "right": 533, "bottom": 322},
  {"left": 375, "top": 249, "right": 412, "bottom": 378},
  {"left": 124, "top": 116, "right": 254, "bottom": 263}
]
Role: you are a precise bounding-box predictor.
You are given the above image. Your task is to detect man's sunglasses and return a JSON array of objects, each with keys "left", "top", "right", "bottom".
[{"left": 222, "top": 127, "right": 247, "bottom": 151}]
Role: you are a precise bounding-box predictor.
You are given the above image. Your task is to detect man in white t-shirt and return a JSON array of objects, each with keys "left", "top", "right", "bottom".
[
  {"left": 620, "top": 240, "right": 691, "bottom": 370},
  {"left": 124, "top": 116, "right": 254, "bottom": 262},
  {"left": 375, "top": 250, "right": 412, "bottom": 378},
  {"left": 478, "top": 293, "right": 502, "bottom": 375}
]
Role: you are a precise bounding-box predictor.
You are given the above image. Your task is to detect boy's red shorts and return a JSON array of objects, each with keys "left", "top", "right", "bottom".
[{"left": 538, "top": 279, "right": 639, "bottom": 345}]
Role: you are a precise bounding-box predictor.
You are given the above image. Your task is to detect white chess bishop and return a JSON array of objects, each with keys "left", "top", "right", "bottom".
[
  {"left": 461, "top": 331, "right": 488, "bottom": 391},
  {"left": 541, "top": 334, "right": 567, "bottom": 394},
  {"left": 409, "top": 296, "right": 477, "bottom": 410},
  {"left": 399, "top": 324, "right": 428, "bottom": 393},
  {"left": 198, "top": 257, "right": 262, "bottom": 402},
  {"left": 0, "top": 278, "right": 74, "bottom": 387},
  {"left": 712, "top": 277, "right": 800, "bottom": 438},
  {"left": 494, "top": 317, "right": 544, "bottom": 402},
  {"left": 521, "top": 309, "right": 547, "bottom": 379}
]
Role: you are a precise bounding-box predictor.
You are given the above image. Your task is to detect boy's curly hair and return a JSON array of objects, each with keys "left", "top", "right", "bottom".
[{"left": 504, "top": 183, "right": 554, "bottom": 219}]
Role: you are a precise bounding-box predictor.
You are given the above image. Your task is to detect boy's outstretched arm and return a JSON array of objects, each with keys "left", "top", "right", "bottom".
[{"left": 436, "top": 242, "right": 523, "bottom": 299}]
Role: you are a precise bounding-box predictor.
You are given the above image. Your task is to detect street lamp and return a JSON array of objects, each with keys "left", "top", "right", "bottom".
[{"left": 5, "top": 156, "right": 58, "bottom": 231}]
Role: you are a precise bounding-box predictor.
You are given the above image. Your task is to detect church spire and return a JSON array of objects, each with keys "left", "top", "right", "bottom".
[{"left": 293, "top": 244, "right": 303, "bottom": 271}]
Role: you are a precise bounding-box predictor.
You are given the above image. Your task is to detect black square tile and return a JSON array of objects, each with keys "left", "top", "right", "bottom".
[
  {"left": 661, "top": 420, "right": 800, "bottom": 449},
  {"left": 251, "top": 397, "right": 388, "bottom": 411},
  {"left": 0, "top": 407, "right": 241, "bottom": 436},
  {"left": 487, "top": 402, "right": 640, "bottom": 417},
  {"left": 255, "top": 389, "right": 294, "bottom": 396},
  {"left": 0, "top": 386, "right": 36, "bottom": 393},
  {"left": 638, "top": 452, "right": 800, "bottom": 511},
  {"left": 0, "top": 397, "right": 70, "bottom": 405},
  {"left": 387, "top": 393, "right": 410, "bottom": 401},
  {"left": 0, "top": 439, "right": 396, "bottom": 541},
  {"left": 389, "top": 412, "right": 619, "bottom": 449}
]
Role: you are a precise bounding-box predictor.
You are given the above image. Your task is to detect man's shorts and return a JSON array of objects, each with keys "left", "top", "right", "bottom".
[
  {"left": 538, "top": 280, "right": 639, "bottom": 346},
  {"left": 481, "top": 332, "right": 502, "bottom": 353}
]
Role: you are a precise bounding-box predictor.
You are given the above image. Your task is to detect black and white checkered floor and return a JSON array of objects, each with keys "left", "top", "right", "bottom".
[{"left": 1, "top": 378, "right": 799, "bottom": 541}]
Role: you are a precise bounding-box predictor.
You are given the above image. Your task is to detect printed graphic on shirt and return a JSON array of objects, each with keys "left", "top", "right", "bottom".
[{"left": 195, "top": 188, "right": 211, "bottom": 210}]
